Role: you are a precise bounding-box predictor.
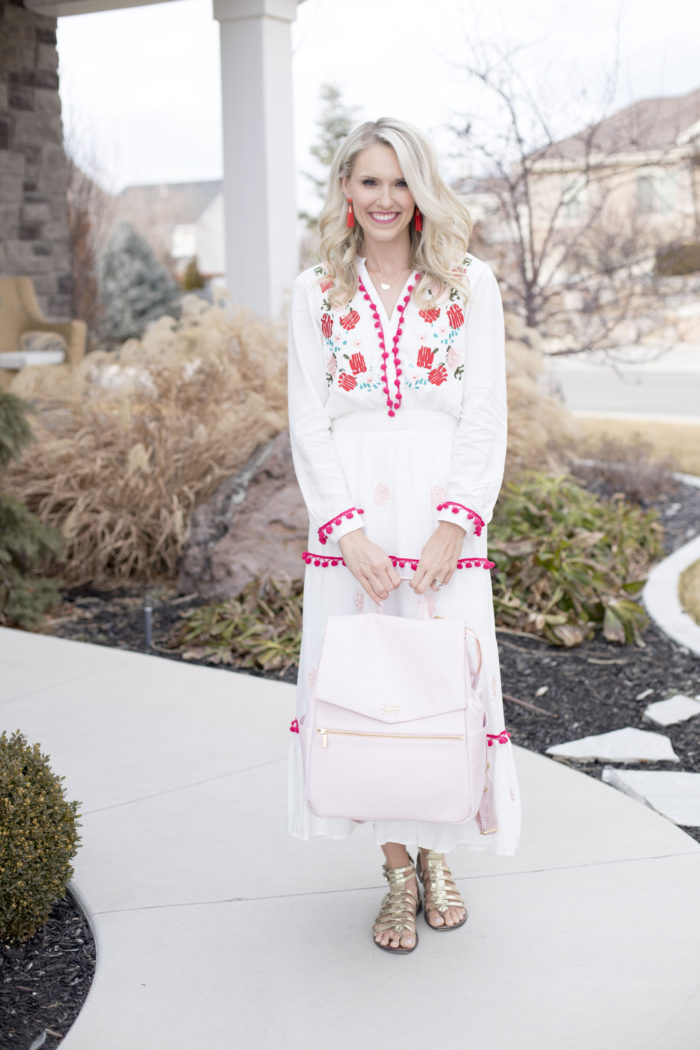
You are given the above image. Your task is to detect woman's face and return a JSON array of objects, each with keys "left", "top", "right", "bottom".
[{"left": 342, "top": 143, "right": 415, "bottom": 248}]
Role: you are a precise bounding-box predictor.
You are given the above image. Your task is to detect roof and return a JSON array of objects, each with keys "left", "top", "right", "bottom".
[
  {"left": 115, "top": 180, "right": 222, "bottom": 225},
  {"left": 532, "top": 86, "right": 700, "bottom": 163}
]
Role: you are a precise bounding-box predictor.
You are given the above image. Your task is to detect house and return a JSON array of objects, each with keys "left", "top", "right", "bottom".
[
  {"left": 527, "top": 87, "right": 700, "bottom": 260},
  {"left": 457, "top": 87, "right": 700, "bottom": 281},
  {"left": 113, "top": 180, "right": 224, "bottom": 278}
]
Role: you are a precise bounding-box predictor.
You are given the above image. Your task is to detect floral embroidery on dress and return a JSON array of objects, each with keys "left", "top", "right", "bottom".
[
  {"left": 447, "top": 303, "right": 464, "bottom": 329},
  {"left": 424, "top": 591, "right": 438, "bottom": 618},
  {"left": 316, "top": 269, "right": 383, "bottom": 396},
  {"left": 339, "top": 309, "right": 360, "bottom": 331},
  {"left": 431, "top": 485, "right": 448, "bottom": 509},
  {"left": 314, "top": 264, "right": 335, "bottom": 296},
  {"left": 307, "top": 665, "right": 318, "bottom": 687},
  {"left": 348, "top": 352, "right": 367, "bottom": 374},
  {"left": 374, "top": 482, "right": 391, "bottom": 506},
  {"left": 446, "top": 344, "right": 463, "bottom": 371},
  {"left": 429, "top": 364, "right": 448, "bottom": 386},
  {"left": 354, "top": 589, "right": 364, "bottom": 612},
  {"left": 404, "top": 279, "right": 466, "bottom": 392},
  {"left": 417, "top": 345, "right": 435, "bottom": 369}
]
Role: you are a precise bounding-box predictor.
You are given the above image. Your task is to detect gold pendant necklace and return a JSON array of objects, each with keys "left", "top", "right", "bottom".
[{"left": 367, "top": 265, "right": 410, "bottom": 293}]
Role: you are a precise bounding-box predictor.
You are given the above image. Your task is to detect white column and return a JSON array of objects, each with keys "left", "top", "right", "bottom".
[{"left": 213, "top": 0, "right": 300, "bottom": 319}]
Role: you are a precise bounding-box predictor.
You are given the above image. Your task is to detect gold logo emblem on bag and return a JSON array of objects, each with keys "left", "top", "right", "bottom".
[{"left": 381, "top": 705, "right": 400, "bottom": 715}]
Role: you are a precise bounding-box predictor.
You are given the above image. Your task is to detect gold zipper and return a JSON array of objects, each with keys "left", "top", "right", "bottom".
[{"left": 317, "top": 727, "right": 464, "bottom": 749}]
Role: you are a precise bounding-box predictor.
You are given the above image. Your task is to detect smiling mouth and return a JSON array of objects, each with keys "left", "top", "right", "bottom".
[{"left": 369, "top": 212, "right": 399, "bottom": 224}]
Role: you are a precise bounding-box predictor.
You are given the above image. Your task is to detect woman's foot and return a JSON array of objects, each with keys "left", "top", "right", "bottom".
[
  {"left": 416, "top": 849, "right": 467, "bottom": 931},
  {"left": 373, "top": 847, "right": 420, "bottom": 952}
]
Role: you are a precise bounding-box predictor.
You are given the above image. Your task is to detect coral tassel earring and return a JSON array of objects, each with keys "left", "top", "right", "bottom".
[
  {"left": 413, "top": 206, "right": 423, "bottom": 232},
  {"left": 346, "top": 198, "right": 355, "bottom": 228}
]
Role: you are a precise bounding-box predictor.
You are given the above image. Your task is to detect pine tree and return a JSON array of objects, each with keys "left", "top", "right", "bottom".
[
  {"left": 0, "top": 393, "right": 63, "bottom": 629},
  {"left": 97, "top": 220, "right": 182, "bottom": 347},
  {"left": 299, "top": 83, "right": 358, "bottom": 235}
]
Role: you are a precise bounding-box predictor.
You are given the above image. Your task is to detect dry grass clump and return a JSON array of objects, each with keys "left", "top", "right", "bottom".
[
  {"left": 504, "top": 314, "right": 575, "bottom": 481},
  {"left": 5, "top": 295, "right": 288, "bottom": 587},
  {"left": 569, "top": 431, "right": 680, "bottom": 505}
]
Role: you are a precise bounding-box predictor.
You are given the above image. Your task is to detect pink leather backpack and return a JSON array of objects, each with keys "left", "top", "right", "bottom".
[{"left": 300, "top": 607, "right": 488, "bottom": 824}]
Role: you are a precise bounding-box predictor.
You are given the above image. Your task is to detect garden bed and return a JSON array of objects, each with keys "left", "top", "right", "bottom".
[{"left": 4, "top": 478, "right": 699, "bottom": 1047}]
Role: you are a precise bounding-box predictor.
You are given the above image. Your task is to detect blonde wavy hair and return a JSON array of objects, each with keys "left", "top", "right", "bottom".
[{"left": 318, "top": 118, "right": 473, "bottom": 309}]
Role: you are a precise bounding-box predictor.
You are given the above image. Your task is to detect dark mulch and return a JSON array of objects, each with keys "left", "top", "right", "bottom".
[
  {"left": 0, "top": 890, "right": 96, "bottom": 1050},
  {"left": 4, "top": 478, "right": 700, "bottom": 1045}
]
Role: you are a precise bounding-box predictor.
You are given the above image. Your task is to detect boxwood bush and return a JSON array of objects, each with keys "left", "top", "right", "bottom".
[{"left": 0, "top": 731, "right": 81, "bottom": 944}]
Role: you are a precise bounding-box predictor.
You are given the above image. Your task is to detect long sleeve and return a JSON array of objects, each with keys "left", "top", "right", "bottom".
[
  {"left": 436, "top": 262, "right": 507, "bottom": 535},
  {"left": 287, "top": 273, "right": 366, "bottom": 546}
]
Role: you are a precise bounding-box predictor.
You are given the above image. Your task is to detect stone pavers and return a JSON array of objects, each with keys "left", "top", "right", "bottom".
[
  {"left": 602, "top": 769, "right": 700, "bottom": 827},
  {"left": 546, "top": 726, "right": 679, "bottom": 763},
  {"left": 643, "top": 693, "right": 700, "bottom": 726}
]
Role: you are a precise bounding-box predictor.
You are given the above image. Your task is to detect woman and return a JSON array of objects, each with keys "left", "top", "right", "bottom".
[{"left": 287, "top": 118, "right": 520, "bottom": 954}]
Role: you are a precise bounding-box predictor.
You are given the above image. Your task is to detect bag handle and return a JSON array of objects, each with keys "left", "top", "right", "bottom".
[{"left": 377, "top": 576, "right": 483, "bottom": 676}]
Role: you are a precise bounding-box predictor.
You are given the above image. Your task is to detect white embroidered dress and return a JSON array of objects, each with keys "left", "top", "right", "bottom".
[{"left": 287, "top": 253, "right": 521, "bottom": 855}]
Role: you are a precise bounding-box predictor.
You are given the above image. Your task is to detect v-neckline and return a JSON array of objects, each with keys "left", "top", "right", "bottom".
[{"left": 358, "top": 259, "right": 414, "bottom": 328}]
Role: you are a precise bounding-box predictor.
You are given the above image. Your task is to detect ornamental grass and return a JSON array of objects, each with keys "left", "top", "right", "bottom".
[
  {"left": 5, "top": 295, "right": 287, "bottom": 587},
  {"left": 503, "top": 316, "right": 575, "bottom": 482}
]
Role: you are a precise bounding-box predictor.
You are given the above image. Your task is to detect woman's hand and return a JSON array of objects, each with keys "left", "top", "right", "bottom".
[
  {"left": 410, "top": 521, "right": 466, "bottom": 595},
  {"left": 338, "top": 530, "right": 402, "bottom": 604}
]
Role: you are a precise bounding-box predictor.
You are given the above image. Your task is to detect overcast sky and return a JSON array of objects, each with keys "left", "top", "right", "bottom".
[{"left": 56, "top": 0, "right": 700, "bottom": 201}]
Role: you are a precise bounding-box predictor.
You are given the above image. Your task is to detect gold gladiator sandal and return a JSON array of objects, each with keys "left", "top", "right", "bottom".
[
  {"left": 372, "top": 859, "right": 422, "bottom": 954},
  {"left": 416, "top": 850, "right": 468, "bottom": 931}
]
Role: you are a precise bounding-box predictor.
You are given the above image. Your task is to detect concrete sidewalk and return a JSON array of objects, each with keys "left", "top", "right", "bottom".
[{"left": 2, "top": 626, "right": 700, "bottom": 1050}]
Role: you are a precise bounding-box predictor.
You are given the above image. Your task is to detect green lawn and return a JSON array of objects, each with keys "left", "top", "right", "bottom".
[{"left": 680, "top": 559, "right": 700, "bottom": 628}]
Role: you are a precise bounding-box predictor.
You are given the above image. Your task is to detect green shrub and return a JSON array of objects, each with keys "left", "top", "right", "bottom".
[
  {"left": 0, "top": 392, "right": 63, "bottom": 628},
  {"left": 182, "top": 255, "right": 205, "bottom": 291},
  {"left": 170, "top": 576, "right": 302, "bottom": 672},
  {"left": 0, "top": 731, "right": 81, "bottom": 944},
  {"left": 489, "top": 473, "right": 663, "bottom": 645},
  {"left": 169, "top": 475, "right": 664, "bottom": 660},
  {"left": 655, "top": 241, "right": 700, "bottom": 276}
]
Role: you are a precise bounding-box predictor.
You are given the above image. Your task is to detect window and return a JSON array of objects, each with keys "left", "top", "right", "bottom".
[
  {"left": 562, "top": 174, "right": 587, "bottom": 221},
  {"left": 636, "top": 172, "right": 677, "bottom": 214}
]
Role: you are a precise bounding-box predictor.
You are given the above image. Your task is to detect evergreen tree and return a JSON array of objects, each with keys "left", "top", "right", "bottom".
[
  {"left": 299, "top": 83, "right": 358, "bottom": 235},
  {"left": 0, "top": 393, "right": 63, "bottom": 629},
  {"left": 97, "top": 220, "right": 182, "bottom": 347}
]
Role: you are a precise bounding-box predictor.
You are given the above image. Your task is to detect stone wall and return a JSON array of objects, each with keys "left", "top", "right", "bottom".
[{"left": 0, "top": 0, "right": 71, "bottom": 318}]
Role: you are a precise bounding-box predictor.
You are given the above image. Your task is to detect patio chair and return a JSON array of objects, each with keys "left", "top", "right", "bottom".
[{"left": 0, "top": 276, "right": 87, "bottom": 390}]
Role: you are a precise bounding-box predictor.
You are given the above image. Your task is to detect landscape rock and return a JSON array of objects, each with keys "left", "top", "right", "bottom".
[
  {"left": 177, "top": 430, "right": 308, "bottom": 599},
  {"left": 602, "top": 768, "right": 700, "bottom": 827},
  {"left": 546, "top": 727, "right": 679, "bottom": 764},
  {"left": 643, "top": 694, "right": 700, "bottom": 727}
]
